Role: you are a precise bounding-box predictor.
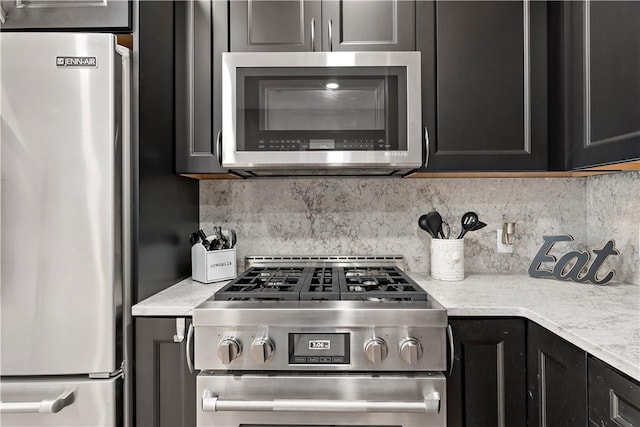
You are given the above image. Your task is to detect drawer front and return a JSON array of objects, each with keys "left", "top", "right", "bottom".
[{"left": 589, "top": 357, "right": 640, "bottom": 426}]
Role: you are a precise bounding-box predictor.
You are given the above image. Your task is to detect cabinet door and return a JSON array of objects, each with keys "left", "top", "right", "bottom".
[
  {"left": 322, "top": 0, "right": 415, "bottom": 51},
  {"left": 568, "top": 1, "right": 640, "bottom": 169},
  {"left": 527, "top": 322, "right": 588, "bottom": 427},
  {"left": 230, "top": 0, "right": 321, "bottom": 52},
  {"left": 588, "top": 357, "right": 640, "bottom": 427},
  {"left": 420, "top": 1, "right": 547, "bottom": 171},
  {"left": 175, "top": 0, "right": 227, "bottom": 173},
  {"left": 135, "top": 318, "right": 196, "bottom": 427},
  {"left": 447, "top": 318, "right": 527, "bottom": 427},
  {"left": 0, "top": 0, "right": 130, "bottom": 30}
]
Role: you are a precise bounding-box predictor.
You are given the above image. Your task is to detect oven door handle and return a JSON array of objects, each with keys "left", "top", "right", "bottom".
[{"left": 202, "top": 390, "right": 440, "bottom": 414}]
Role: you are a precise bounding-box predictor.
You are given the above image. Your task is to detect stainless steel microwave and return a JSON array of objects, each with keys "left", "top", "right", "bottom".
[{"left": 221, "top": 51, "right": 423, "bottom": 177}]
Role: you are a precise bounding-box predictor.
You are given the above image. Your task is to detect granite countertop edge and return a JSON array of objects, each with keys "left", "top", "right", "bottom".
[{"left": 131, "top": 273, "right": 640, "bottom": 381}]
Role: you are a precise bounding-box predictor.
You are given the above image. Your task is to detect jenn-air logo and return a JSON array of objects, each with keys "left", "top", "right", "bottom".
[{"left": 56, "top": 57, "right": 97, "bottom": 68}]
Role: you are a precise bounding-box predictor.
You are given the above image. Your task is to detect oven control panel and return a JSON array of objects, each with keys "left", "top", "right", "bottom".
[
  {"left": 288, "top": 333, "right": 350, "bottom": 364},
  {"left": 195, "top": 326, "right": 447, "bottom": 372}
]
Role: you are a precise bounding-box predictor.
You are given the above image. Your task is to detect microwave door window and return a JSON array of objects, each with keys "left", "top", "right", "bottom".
[
  {"left": 259, "top": 79, "right": 386, "bottom": 132},
  {"left": 237, "top": 66, "right": 407, "bottom": 153}
]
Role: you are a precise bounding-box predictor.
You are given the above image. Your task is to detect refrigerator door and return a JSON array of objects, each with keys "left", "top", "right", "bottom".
[
  {"left": 0, "top": 376, "right": 121, "bottom": 426},
  {"left": 1, "top": 33, "right": 123, "bottom": 375}
]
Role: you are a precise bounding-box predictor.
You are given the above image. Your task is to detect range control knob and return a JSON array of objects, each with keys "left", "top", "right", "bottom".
[
  {"left": 251, "top": 338, "right": 275, "bottom": 364},
  {"left": 399, "top": 338, "right": 423, "bottom": 365},
  {"left": 364, "top": 338, "right": 388, "bottom": 365},
  {"left": 217, "top": 338, "right": 241, "bottom": 365}
]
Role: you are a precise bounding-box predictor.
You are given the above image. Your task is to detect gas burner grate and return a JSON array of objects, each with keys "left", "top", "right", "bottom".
[
  {"left": 213, "top": 264, "right": 428, "bottom": 302},
  {"left": 299, "top": 266, "right": 340, "bottom": 300},
  {"left": 339, "top": 266, "right": 427, "bottom": 301},
  {"left": 213, "top": 267, "right": 306, "bottom": 301}
]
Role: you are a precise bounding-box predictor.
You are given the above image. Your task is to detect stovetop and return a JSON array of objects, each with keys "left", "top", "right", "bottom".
[
  {"left": 213, "top": 262, "right": 428, "bottom": 302},
  {"left": 194, "top": 257, "right": 446, "bottom": 373}
]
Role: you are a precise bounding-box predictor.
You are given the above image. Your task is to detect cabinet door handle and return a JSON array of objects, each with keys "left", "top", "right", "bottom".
[
  {"left": 0, "top": 391, "right": 75, "bottom": 414},
  {"left": 310, "top": 18, "right": 316, "bottom": 52},
  {"left": 186, "top": 323, "right": 195, "bottom": 374},
  {"left": 328, "top": 19, "right": 333, "bottom": 51},
  {"left": 173, "top": 317, "right": 186, "bottom": 343},
  {"left": 424, "top": 126, "right": 430, "bottom": 168},
  {"left": 216, "top": 129, "right": 222, "bottom": 167},
  {"left": 447, "top": 324, "right": 454, "bottom": 377}
]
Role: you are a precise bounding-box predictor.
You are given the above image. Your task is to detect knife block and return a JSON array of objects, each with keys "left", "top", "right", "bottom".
[{"left": 191, "top": 244, "right": 237, "bottom": 284}]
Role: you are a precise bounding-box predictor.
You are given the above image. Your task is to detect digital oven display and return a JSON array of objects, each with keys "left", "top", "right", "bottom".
[
  {"left": 289, "top": 333, "right": 350, "bottom": 364},
  {"left": 309, "top": 340, "right": 331, "bottom": 350}
]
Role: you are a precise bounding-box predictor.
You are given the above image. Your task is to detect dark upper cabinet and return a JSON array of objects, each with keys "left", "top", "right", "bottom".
[
  {"left": 135, "top": 318, "right": 197, "bottom": 427},
  {"left": 0, "top": 0, "right": 130, "bottom": 31},
  {"left": 175, "top": 0, "right": 227, "bottom": 174},
  {"left": 567, "top": 1, "right": 640, "bottom": 169},
  {"left": 230, "top": 0, "right": 321, "bottom": 52},
  {"left": 527, "top": 322, "right": 588, "bottom": 427},
  {"left": 230, "top": 0, "right": 415, "bottom": 52},
  {"left": 447, "top": 318, "right": 527, "bottom": 427},
  {"left": 588, "top": 356, "right": 640, "bottom": 427},
  {"left": 419, "top": 1, "right": 548, "bottom": 171},
  {"left": 322, "top": 0, "right": 415, "bottom": 51}
]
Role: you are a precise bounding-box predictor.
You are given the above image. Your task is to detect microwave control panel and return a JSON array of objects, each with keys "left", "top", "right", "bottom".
[{"left": 255, "top": 138, "right": 391, "bottom": 151}]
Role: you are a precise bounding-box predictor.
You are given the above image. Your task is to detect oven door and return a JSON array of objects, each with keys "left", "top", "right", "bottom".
[
  {"left": 221, "top": 52, "right": 422, "bottom": 170},
  {"left": 197, "top": 373, "right": 445, "bottom": 427}
]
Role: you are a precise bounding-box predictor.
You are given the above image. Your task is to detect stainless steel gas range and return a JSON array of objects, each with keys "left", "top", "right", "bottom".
[{"left": 192, "top": 256, "right": 451, "bottom": 427}]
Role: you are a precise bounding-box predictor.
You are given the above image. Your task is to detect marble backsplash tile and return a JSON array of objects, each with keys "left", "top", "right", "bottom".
[
  {"left": 200, "top": 177, "right": 596, "bottom": 276},
  {"left": 586, "top": 171, "right": 640, "bottom": 285}
]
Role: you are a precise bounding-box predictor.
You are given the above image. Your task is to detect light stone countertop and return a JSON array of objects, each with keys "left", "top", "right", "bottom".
[
  {"left": 131, "top": 273, "right": 640, "bottom": 381},
  {"left": 131, "top": 278, "right": 227, "bottom": 317},
  {"left": 413, "top": 273, "right": 640, "bottom": 381}
]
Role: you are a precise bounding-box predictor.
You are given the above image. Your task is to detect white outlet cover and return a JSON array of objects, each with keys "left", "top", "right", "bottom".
[{"left": 497, "top": 229, "right": 513, "bottom": 254}]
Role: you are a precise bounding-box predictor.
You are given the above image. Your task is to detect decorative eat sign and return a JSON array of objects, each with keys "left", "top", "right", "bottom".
[{"left": 528, "top": 235, "right": 619, "bottom": 285}]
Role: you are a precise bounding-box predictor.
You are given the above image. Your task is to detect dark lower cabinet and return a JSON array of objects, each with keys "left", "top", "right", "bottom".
[
  {"left": 527, "top": 322, "right": 588, "bottom": 427},
  {"left": 588, "top": 356, "right": 640, "bottom": 427},
  {"left": 447, "top": 318, "right": 527, "bottom": 427},
  {"left": 135, "top": 317, "right": 196, "bottom": 427},
  {"left": 448, "top": 318, "right": 638, "bottom": 427}
]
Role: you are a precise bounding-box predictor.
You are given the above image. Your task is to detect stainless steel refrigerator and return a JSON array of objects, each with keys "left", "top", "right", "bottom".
[{"left": 1, "top": 32, "right": 131, "bottom": 426}]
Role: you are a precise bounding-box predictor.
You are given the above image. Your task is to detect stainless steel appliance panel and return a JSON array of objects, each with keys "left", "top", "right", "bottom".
[
  {"left": 1, "top": 33, "right": 121, "bottom": 375},
  {"left": 197, "top": 374, "right": 446, "bottom": 427},
  {"left": 0, "top": 376, "right": 121, "bottom": 426},
  {"left": 222, "top": 51, "right": 422, "bottom": 169},
  {"left": 195, "top": 326, "right": 446, "bottom": 372}
]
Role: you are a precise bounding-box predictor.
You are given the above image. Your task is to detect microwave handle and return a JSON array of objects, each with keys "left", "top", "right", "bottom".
[
  {"left": 216, "top": 130, "right": 222, "bottom": 166},
  {"left": 310, "top": 18, "right": 316, "bottom": 52},
  {"left": 327, "top": 19, "right": 333, "bottom": 51},
  {"left": 424, "top": 126, "right": 430, "bottom": 168}
]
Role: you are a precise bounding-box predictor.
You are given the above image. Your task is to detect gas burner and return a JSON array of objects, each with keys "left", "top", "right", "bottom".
[
  {"left": 365, "top": 297, "right": 416, "bottom": 302},
  {"left": 345, "top": 269, "right": 389, "bottom": 278},
  {"left": 214, "top": 267, "right": 305, "bottom": 301}
]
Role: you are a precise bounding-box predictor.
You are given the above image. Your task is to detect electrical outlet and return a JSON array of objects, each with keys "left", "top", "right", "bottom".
[{"left": 497, "top": 229, "right": 513, "bottom": 254}]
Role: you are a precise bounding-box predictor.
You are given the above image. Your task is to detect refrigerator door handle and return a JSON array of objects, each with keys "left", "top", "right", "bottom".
[{"left": 0, "top": 390, "right": 75, "bottom": 414}]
